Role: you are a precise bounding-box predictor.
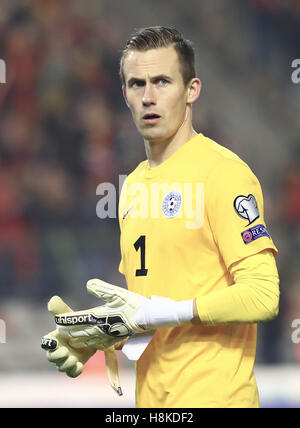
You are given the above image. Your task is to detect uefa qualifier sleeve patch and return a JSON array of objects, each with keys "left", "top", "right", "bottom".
[
  {"left": 241, "top": 224, "right": 271, "bottom": 244},
  {"left": 234, "top": 194, "right": 259, "bottom": 225}
]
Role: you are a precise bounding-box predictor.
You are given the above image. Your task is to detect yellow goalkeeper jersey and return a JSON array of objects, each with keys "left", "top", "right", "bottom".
[{"left": 118, "top": 133, "right": 278, "bottom": 408}]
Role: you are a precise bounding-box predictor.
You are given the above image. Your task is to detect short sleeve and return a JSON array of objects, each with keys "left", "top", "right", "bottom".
[{"left": 206, "top": 158, "right": 278, "bottom": 269}]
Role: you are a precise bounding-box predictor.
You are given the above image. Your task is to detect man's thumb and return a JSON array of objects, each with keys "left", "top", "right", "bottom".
[
  {"left": 48, "top": 296, "right": 73, "bottom": 316},
  {"left": 86, "top": 279, "right": 126, "bottom": 307}
]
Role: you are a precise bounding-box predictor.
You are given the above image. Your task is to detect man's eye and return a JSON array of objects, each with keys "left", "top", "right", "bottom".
[
  {"left": 157, "top": 79, "right": 169, "bottom": 86},
  {"left": 132, "top": 81, "right": 144, "bottom": 88}
]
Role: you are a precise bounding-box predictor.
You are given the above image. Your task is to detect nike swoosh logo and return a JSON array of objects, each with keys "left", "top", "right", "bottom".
[{"left": 122, "top": 207, "right": 133, "bottom": 219}]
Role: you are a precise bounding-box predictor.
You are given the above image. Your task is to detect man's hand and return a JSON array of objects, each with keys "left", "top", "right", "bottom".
[
  {"left": 41, "top": 296, "right": 96, "bottom": 378},
  {"left": 58, "top": 278, "right": 193, "bottom": 334},
  {"left": 41, "top": 330, "right": 96, "bottom": 378},
  {"left": 41, "top": 294, "right": 125, "bottom": 395},
  {"left": 54, "top": 279, "right": 148, "bottom": 344}
]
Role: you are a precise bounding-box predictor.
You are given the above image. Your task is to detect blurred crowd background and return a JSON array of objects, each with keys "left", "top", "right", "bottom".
[{"left": 0, "top": 0, "right": 300, "bottom": 407}]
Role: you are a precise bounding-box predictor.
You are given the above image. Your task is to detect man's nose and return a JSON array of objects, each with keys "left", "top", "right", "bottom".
[{"left": 142, "top": 83, "right": 156, "bottom": 106}]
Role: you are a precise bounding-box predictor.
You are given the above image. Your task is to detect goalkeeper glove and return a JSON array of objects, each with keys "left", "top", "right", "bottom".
[
  {"left": 87, "top": 279, "right": 194, "bottom": 333},
  {"left": 58, "top": 278, "right": 194, "bottom": 333},
  {"left": 41, "top": 295, "right": 124, "bottom": 395},
  {"left": 41, "top": 296, "right": 96, "bottom": 378}
]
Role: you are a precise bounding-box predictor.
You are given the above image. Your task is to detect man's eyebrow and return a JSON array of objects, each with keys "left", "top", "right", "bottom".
[
  {"left": 152, "top": 74, "right": 172, "bottom": 82},
  {"left": 127, "top": 74, "right": 173, "bottom": 86},
  {"left": 127, "top": 77, "right": 144, "bottom": 87}
]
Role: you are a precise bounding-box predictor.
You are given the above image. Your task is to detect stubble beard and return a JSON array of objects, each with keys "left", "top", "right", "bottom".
[{"left": 136, "top": 120, "right": 167, "bottom": 144}]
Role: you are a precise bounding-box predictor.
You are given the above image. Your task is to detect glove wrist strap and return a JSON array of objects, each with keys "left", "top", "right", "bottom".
[{"left": 135, "top": 298, "right": 194, "bottom": 329}]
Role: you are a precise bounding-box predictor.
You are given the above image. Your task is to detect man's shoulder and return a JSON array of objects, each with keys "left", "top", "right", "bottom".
[
  {"left": 195, "top": 135, "right": 261, "bottom": 192},
  {"left": 189, "top": 134, "right": 255, "bottom": 181},
  {"left": 123, "top": 160, "right": 148, "bottom": 184},
  {"left": 195, "top": 134, "right": 248, "bottom": 167}
]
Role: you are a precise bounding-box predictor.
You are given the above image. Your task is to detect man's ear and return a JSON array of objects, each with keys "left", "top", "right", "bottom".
[
  {"left": 187, "top": 78, "right": 202, "bottom": 105},
  {"left": 122, "top": 86, "right": 130, "bottom": 108}
]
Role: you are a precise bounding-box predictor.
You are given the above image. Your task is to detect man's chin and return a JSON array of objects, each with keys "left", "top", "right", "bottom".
[{"left": 140, "top": 129, "right": 169, "bottom": 144}]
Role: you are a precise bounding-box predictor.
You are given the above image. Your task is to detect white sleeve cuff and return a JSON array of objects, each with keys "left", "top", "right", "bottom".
[{"left": 135, "top": 296, "right": 194, "bottom": 329}]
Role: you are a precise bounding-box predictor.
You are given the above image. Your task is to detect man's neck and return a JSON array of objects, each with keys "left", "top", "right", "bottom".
[{"left": 144, "top": 119, "right": 197, "bottom": 168}]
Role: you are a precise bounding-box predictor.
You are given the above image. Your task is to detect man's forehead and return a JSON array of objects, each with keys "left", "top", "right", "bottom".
[{"left": 123, "top": 46, "right": 181, "bottom": 80}]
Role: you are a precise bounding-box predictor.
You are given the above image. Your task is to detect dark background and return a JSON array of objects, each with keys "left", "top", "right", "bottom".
[{"left": 0, "top": 0, "right": 299, "bottom": 407}]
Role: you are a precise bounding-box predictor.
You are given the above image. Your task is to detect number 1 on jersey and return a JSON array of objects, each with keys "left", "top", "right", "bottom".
[{"left": 134, "top": 235, "right": 148, "bottom": 276}]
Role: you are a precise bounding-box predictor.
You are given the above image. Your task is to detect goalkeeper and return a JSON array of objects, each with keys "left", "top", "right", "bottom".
[{"left": 42, "top": 26, "right": 280, "bottom": 408}]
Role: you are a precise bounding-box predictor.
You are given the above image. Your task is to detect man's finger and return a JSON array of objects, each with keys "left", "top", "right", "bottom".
[
  {"left": 48, "top": 296, "right": 73, "bottom": 316},
  {"left": 41, "top": 335, "right": 58, "bottom": 351},
  {"left": 86, "top": 278, "right": 127, "bottom": 307},
  {"left": 66, "top": 362, "right": 84, "bottom": 378},
  {"left": 47, "top": 346, "right": 69, "bottom": 363},
  {"left": 58, "top": 355, "right": 78, "bottom": 372}
]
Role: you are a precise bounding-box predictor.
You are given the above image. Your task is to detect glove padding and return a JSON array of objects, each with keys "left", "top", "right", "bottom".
[
  {"left": 84, "top": 279, "right": 193, "bottom": 332},
  {"left": 41, "top": 296, "right": 96, "bottom": 378},
  {"left": 41, "top": 329, "right": 96, "bottom": 378},
  {"left": 42, "top": 294, "right": 126, "bottom": 394},
  {"left": 54, "top": 279, "right": 148, "bottom": 345}
]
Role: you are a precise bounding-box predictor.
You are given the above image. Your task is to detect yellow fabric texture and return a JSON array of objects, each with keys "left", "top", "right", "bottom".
[
  {"left": 118, "top": 133, "right": 279, "bottom": 408},
  {"left": 196, "top": 249, "right": 279, "bottom": 325}
]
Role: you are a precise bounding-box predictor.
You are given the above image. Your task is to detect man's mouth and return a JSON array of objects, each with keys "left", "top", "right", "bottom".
[{"left": 142, "top": 113, "right": 161, "bottom": 125}]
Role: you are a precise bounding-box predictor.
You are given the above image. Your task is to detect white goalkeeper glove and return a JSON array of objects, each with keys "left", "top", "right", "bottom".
[
  {"left": 89, "top": 278, "right": 194, "bottom": 330},
  {"left": 41, "top": 296, "right": 96, "bottom": 378},
  {"left": 41, "top": 295, "right": 124, "bottom": 395},
  {"left": 57, "top": 278, "right": 194, "bottom": 334},
  {"left": 53, "top": 280, "right": 147, "bottom": 346},
  {"left": 41, "top": 330, "right": 96, "bottom": 378}
]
